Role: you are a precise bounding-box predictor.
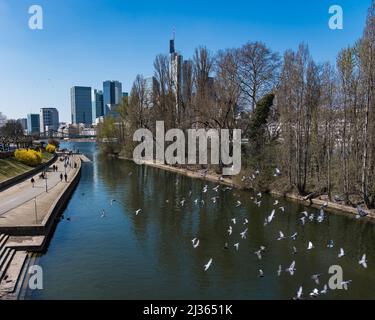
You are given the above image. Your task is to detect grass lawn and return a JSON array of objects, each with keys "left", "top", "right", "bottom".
[{"left": 0, "top": 152, "right": 53, "bottom": 183}]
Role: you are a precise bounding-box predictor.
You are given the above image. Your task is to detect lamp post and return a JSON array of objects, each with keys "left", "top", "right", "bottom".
[
  {"left": 45, "top": 171, "right": 48, "bottom": 193},
  {"left": 34, "top": 197, "right": 38, "bottom": 224}
]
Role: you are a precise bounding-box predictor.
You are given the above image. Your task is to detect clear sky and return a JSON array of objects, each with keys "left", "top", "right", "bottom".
[{"left": 0, "top": 0, "right": 371, "bottom": 123}]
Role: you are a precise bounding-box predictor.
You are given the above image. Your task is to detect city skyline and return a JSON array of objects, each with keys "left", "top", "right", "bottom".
[{"left": 0, "top": 0, "right": 371, "bottom": 122}]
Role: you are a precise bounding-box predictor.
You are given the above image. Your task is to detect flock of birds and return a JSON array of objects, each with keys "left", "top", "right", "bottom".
[{"left": 98, "top": 167, "right": 371, "bottom": 299}]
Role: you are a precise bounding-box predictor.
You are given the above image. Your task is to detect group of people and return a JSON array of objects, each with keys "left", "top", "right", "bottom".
[{"left": 30, "top": 153, "right": 76, "bottom": 187}]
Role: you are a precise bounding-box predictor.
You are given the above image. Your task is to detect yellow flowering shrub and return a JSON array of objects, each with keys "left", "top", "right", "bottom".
[
  {"left": 46, "top": 144, "right": 56, "bottom": 154},
  {"left": 14, "top": 149, "right": 43, "bottom": 167}
]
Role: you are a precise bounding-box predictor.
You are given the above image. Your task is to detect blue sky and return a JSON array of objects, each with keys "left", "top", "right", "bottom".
[{"left": 0, "top": 0, "right": 371, "bottom": 122}]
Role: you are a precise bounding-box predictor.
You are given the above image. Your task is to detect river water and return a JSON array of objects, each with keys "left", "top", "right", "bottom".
[{"left": 26, "top": 142, "right": 375, "bottom": 300}]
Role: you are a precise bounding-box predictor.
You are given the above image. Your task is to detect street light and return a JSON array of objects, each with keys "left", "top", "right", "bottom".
[{"left": 45, "top": 171, "right": 48, "bottom": 192}]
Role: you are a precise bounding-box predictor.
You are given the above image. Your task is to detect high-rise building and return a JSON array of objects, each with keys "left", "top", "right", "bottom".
[
  {"left": 92, "top": 89, "right": 104, "bottom": 122},
  {"left": 144, "top": 76, "right": 159, "bottom": 108},
  {"left": 40, "top": 108, "right": 59, "bottom": 134},
  {"left": 103, "top": 80, "right": 122, "bottom": 115},
  {"left": 17, "top": 118, "right": 28, "bottom": 132},
  {"left": 170, "top": 37, "right": 184, "bottom": 117},
  {"left": 71, "top": 86, "right": 93, "bottom": 125},
  {"left": 27, "top": 114, "right": 40, "bottom": 135}
]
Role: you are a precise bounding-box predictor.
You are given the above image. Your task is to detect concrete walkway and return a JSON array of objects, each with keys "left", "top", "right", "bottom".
[{"left": 0, "top": 155, "right": 80, "bottom": 227}]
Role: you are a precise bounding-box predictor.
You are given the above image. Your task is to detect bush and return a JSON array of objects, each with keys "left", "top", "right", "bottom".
[
  {"left": 46, "top": 144, "right": 56, "bottom": 154},
  {"left": 14, "top": 149, "right": 42, "bottom": 167},
  {"left": 48, "top": 139, "right": 60, "bottom": 148}
]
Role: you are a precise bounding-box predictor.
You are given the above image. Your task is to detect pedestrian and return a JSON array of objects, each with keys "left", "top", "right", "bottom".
[
  {"left": 60, "top": 173, "right": 63, "bottom": 182},
  {"left": 31, "top": 177, "right": 35, "bottom": 188},
  {"left": 64, "top": 173, "right": 68, "bottom": 182}
]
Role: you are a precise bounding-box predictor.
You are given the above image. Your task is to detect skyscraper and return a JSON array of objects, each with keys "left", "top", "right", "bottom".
[
  {"left": 27, "top": 114, "right": 40, "bottom": 135},
  {"left": 170, "top": 36, "right": 184, "bottom": 118},
  {"left": 92, "top": 89, "right": 104, "bottom": 122},
  {"left": 40, "top": 108, "right": 59, "bottom": 134},
  {"left": 103, "top": 80, "right": 122, "bottom": 115},
  {"left": 144, "top": 76, "right": 159, "bottom": 108},
  {"left": 71, "top": 86, "right": 93, "bottom": 125}
]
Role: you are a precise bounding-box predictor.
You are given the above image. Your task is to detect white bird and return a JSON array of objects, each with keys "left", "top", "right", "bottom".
[
  {"left": 243, "top": 218, "right": 249, "bottom": 225},
  {"left": 110, "top": 199, "right": 116, "bottom": 206},
  {"left": 259, "top": 269, "right": 264, "bottom": 278},
  {"left": 273, "top": 200, "right": 279, "bottom": 206},
  {"left": 320, "top": 285, "right": 328, "bottom": 294},
  {"left": 255, "top": 200, "right": 262, "bottom": 207},
  {"left": 211, "top": 197, "right": 218, "bottom": 204},
  {"left": 212, "top": 185, "right": 220, "bottom": 192},
  {"left": 255, "top": 170, "right": 260, "bottom": 175},
  {"left": 286, "top": 261, "right": 296, "bottom": 275},
  {"left": 194, "top": 199, "right": 199, "bottom": 205},
  {"left": 257, "top": 192, "right": 262, "bottom": 198},
  {"left": 291, "top": 232, "right": 298, "bottom": 240},
  {"left": 254, "top": 250, "right": 262, "bottom": 260},
  {"left": 240, "top": 228, "right": 248, "bottom": 239},
  {"left": 268, "top": 209, "right": 276, "bottom": 223},
  {"left": 309, "top": 214, "right": 314, "bottom": 222},
  {"left": 100, "top": 209, "right": 106, "bottom": 218},
  {"left": 275, "top": 168, "right": 281, "bottom": 176},
  {"left": 279, "top": 206, "right": 285, "bottom": 212},
  {"left": 204, "top": 258, "right": 213, "bottom": 271},
  {"left": 277, "top": 265, "right": 282, "bottom": 276},
  {"left": 341, "top": 280, "right": 352, "bottom": 291},
  {"left": 135, "top": 209, "right": 142, "bottom": 215},
  {"left": 301, "top": 211, "right": 309, "bottom": 217},
  {"left": 277, "top": 231, "right": 285, "bottom": 241},
  {"left": 295, "top": 286, "right": 303, "bottom": 300},
  {"left": 311, "top": 274, "right": 322, "bottom": 285},
  {"left": 260, "top": 246, "right": 267, "bottom": 252},
  {"left": 309, "top": 288, "right": 319, "bottom": 298},
  {"left": 234, "top": 243, "right": 239, "bottom": 251},
  {"left": 292, "top": 246, "right": 298, "bottom": 255},
  {"left": 300, "top": 217, "right": 306, "bottom": 226},
  {"left": 338, "top": 248, "right": 345, "bottom": 258},
  {"left": 227, "top": 226, "right": 233, "bottom": 236},
  {"left": 180, "top": 199, "right": 186, "bottom": 206},
  {"left": 359, "top": 254, "right": 368, "bottom": 268},
  {"left": 307, "top": 241, "right": 314, "bottom": 250},
  {"left": 231, "top": 218, "right": 237, "bottom": 225},
  {"left": 192, "top": 238, "right": 200, "bottom": 249},
  {"left": 236, "top": 201, "right": 242, "bottom": 207},
  {"left": 202, "top": 185, "right": 208, "bottom": 193}
]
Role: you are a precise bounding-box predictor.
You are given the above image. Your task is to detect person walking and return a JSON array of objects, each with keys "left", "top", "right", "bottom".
[
  {"left": 64, "top": 173, "right": 68, "bottom": 182},
  {"left": 60, "top": 173, "right": 63, "bottom": 182},
  {"left": 31, "top": 177, "right": 35, "bottom": 188}
]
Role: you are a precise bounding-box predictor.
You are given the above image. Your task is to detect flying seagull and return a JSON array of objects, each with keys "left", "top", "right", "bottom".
[
  {"left": 135, "top": 209, "right": 142, "bottom": 215},
  {"left": 204, "top": 258, "right": 213, "bottom": 271},
  {"left": 277, "top": 265, "right": 282, "bottom": 276},
  {"left": 338, "top": 248, "right": 345, "bottom": 258},
  {"left": 192, "top": 238, "right": 200, "bottom": 249},
  {"left": 254, "top": 250, "right": 262, "bottom": 260},
  {"left": 286, "top": 261, "right": 296, "bottom": 276},
  {"left": 307, "top": 241, "right": 314, "bottom": 250},
  {"left": 359, "top": 254, "right": 368, "bottom": 268},
  {"left": 277, "top": 231, "right": 285, "bottom": 241},
  {"left": 311, "top": 274, "right": 322, "bottom": 285}
]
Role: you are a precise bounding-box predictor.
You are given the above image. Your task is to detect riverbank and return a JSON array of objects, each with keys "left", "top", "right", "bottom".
[
  {"left": 0, "top": 154, "right": 82, "bottom": 299},
  {"left": 132, "top": 159, "right": 375, "bottom": 221}
]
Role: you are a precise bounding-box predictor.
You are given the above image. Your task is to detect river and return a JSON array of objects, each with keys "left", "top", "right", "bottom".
[{"left": 26, "top": 142, "right": 375, "bottom": 300}]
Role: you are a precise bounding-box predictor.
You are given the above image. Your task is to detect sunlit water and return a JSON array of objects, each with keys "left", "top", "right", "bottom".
[{"left": 26, "top": 142, "right": 375, "bottom": 300}]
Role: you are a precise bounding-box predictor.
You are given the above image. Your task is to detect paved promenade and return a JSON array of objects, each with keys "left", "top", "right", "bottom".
[{"left": 0, "top": 155, "right": 80, "bottom": 227}]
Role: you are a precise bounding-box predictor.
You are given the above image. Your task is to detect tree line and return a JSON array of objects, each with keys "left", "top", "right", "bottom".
[{"left": 98, "top": 1, "right": 375, "bottom": 209}]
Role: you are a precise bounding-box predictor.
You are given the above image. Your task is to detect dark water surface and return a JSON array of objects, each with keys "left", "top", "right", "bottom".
[{"left": 27, "top": 142, "right": 375, "bottom": 299}]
